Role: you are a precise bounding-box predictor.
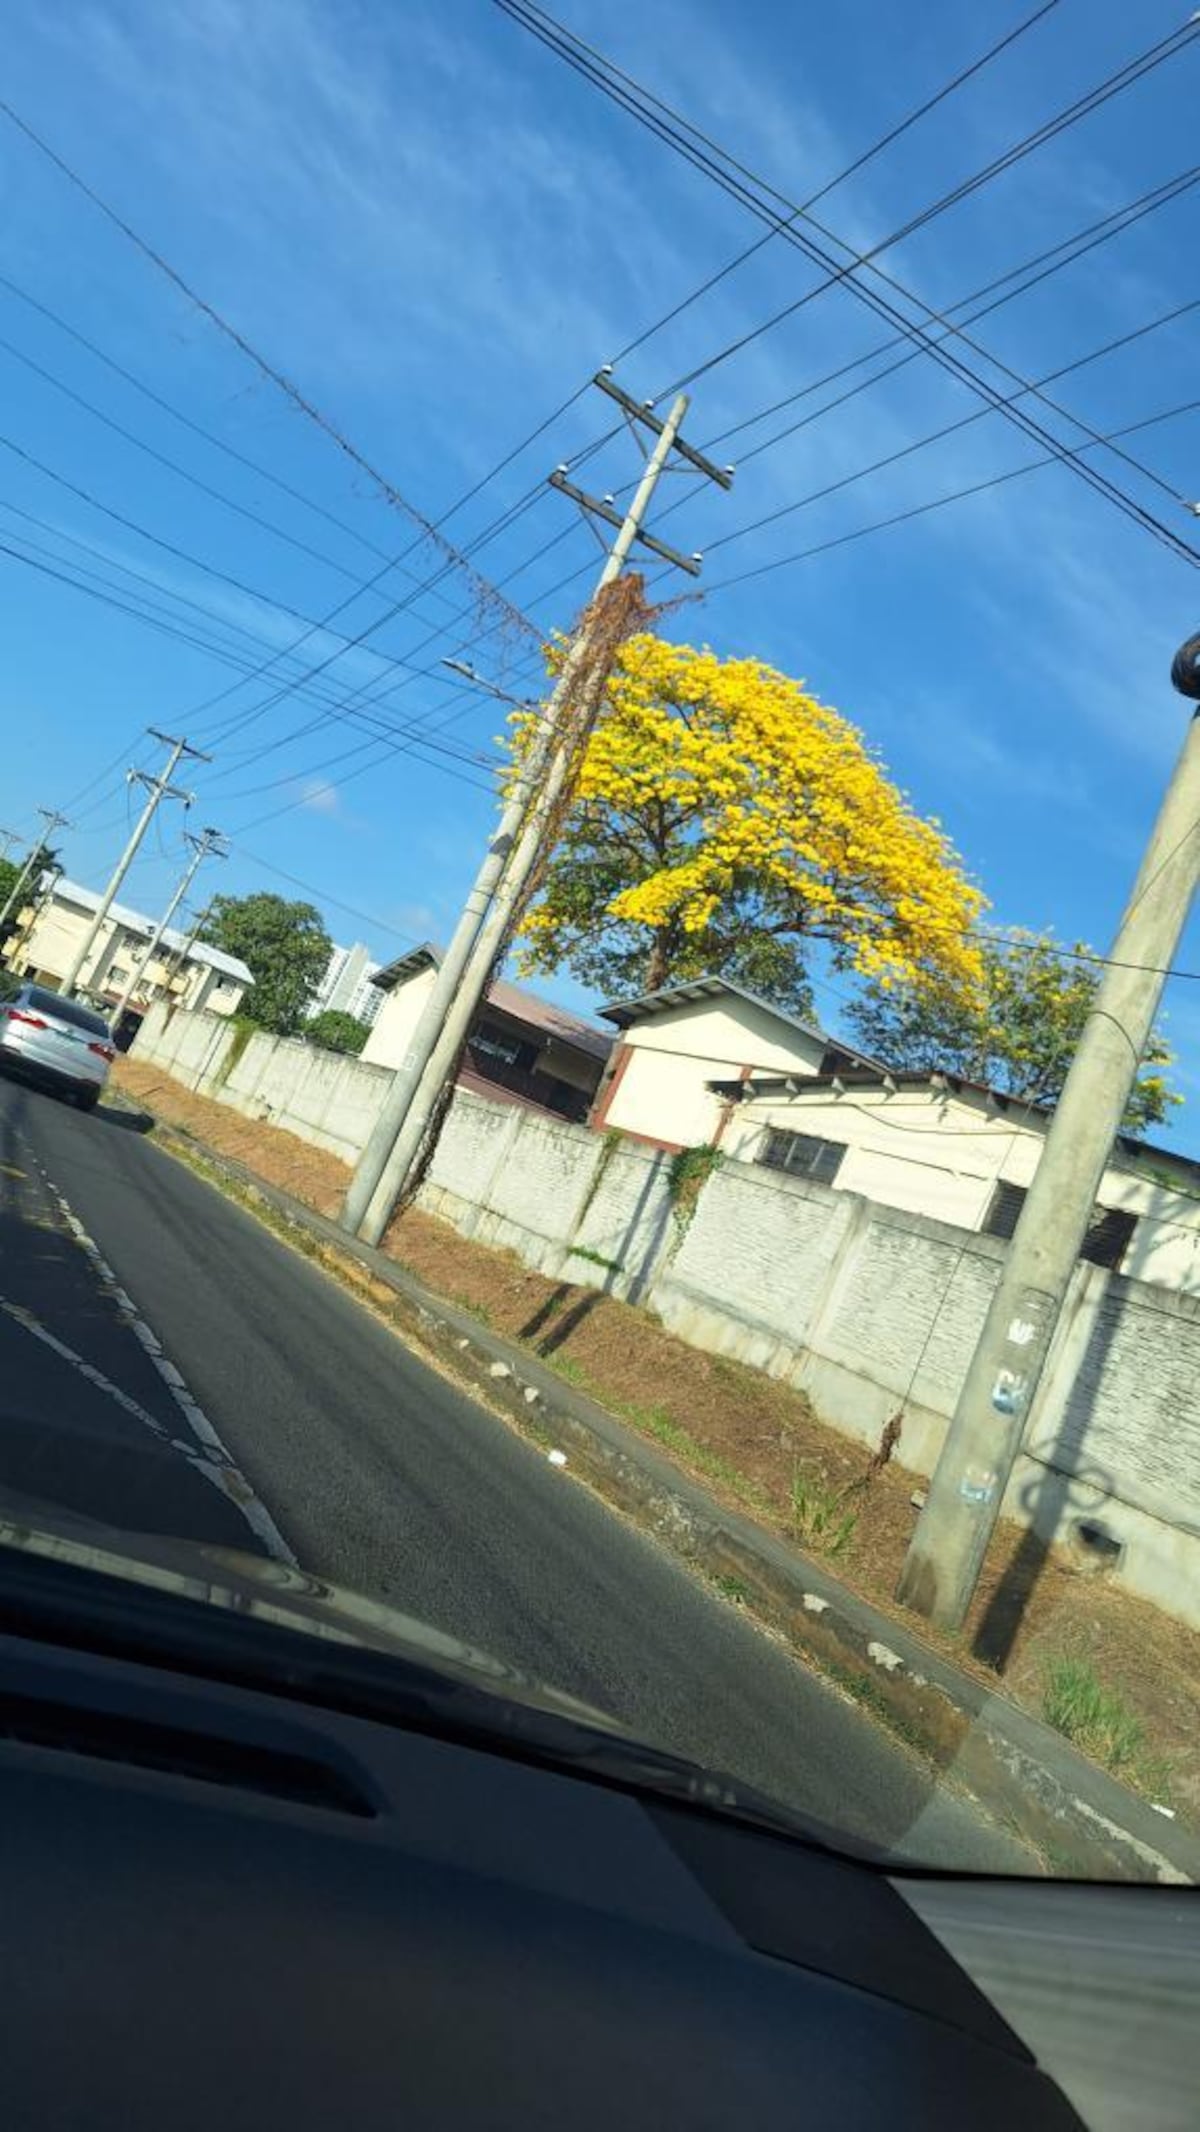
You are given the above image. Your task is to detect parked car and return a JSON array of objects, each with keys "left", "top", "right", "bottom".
[{"left": 0, "top": 980, "right": 115, "bottom": 1110}]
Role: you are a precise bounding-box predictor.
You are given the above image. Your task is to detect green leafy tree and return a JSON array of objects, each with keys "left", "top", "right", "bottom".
[
  {"left": 201, "top": 893, "right": 331, "bottom": 1037},
  {"left": 847, "top": 930, "right": 1181, "bottom": 1137},
  {"left": 0, "top": 845, "right": 60, "bottom": 952},
  {"left": 307, "top": 1009, "right": 370, "bottom": 1056}
]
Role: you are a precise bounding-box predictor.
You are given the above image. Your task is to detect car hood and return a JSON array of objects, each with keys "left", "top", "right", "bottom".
[{"left": 0, "top": 1487, "right": 623, "bottom": 1733}]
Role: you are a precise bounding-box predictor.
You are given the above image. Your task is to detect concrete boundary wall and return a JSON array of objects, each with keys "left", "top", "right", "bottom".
[{"left": 133, "top": 1001, "right": 1200, "bottom": 1626}]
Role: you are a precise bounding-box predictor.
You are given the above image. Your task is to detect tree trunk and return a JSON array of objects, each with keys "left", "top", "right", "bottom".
[{"left": 643, "top": 930, "right": 673, "bottom": 993}]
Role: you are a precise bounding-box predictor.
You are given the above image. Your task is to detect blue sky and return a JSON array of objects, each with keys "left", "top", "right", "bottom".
[{"left": 2, "top": 0, "right": 1200, "bottom": 1136}]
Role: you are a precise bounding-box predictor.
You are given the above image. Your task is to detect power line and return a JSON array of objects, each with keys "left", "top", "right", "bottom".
[
  {"left": 0, "top": 91, "right": 541, "bottom": 643},
  {"left": 514, "top": 0, "right": 1065, "bottom": 375},
  {"left": 0, "top": 535, "right": 501, "bottom": 798},
  {"left": 0, "top": 265, "right": 397, "bottom": 566},
  {"left": 707, "top": 297, "right": 1200, "bottom": 557},
  {"left": 0, "top": 424, "right": 540, "bottom": 716},
  {"left": 709, "top": 159, "right": 1200, "bottom": 462},
  {"left": 13, "top": 0, "right": 1062, "bottom": 793},
  {"left": 0, "top": 328, "right": 393, "bottom": 588},
  {"left": 502, "top": 5, "right": 1200, "bottom": 568},
  {"left": 701, "top": 391, "right": 1200, "bottom": 594}
]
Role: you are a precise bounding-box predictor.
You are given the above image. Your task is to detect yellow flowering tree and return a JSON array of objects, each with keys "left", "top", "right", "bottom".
[
  {"left": 848, "top": 931, "right": 1181, "bottom": 1135},
  {"left": 514, "top": 633, "right": 984, "bottom": 1012}
]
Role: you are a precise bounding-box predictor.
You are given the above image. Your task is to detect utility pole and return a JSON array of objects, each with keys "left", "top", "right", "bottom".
[
  {"left": 898, "top": 632, "right": 1200, "bottom": 1632},
  {"left": 109, "top": 826, "right": 227, "bottom": 1030},
  {"left": 0, "top": 807, "right": 71, "bottom": 932},
  {"left": 341, "top": 372, "right": 732, "bottom": 1246},
  {"left": 59, "top": 731, "right": 209, "bottom": 1000}
]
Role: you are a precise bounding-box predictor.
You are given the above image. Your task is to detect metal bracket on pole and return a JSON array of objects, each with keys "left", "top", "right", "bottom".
[
  {"left": 592, "top": 371, "right": 735, "bottom": 488},
  {"left": 548, "top": 471, "right": 702, "bottom": 575}
]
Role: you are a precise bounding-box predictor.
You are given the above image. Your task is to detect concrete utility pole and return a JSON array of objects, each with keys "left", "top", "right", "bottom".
[
  {"left": 342, "top": 373, "right": 732, "bottom": 1247},
  {"left": 898, "top": 632, "right": 1200, "bottom": 1632},
  {"left": 59, "top": 731, "right": 210, "bottom": 999},
  {"left": 0, "top": 807, "right": 71, "bottom": 931},
  {"left": 108, "top": 825, "right": 227, "bottom": 1030}
]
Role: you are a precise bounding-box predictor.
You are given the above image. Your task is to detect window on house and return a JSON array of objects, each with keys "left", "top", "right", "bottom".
[
  {"left": 471, "top": 1027, "right": 537, "bottom": 1071},
  {"left": 981, "top": 1181, "right": 1136, "bottom": 1270},
  {"left": 757, "top": 1128, "right": 847, "bottom": 1186}
]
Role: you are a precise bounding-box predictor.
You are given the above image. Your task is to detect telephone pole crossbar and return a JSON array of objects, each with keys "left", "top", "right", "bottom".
[
  {"left": 60, "top": 730, "right": 210, "bottom": 1001},
  {"left": 341, "top": 375, "right": 731, "bottom": 1248},
  {"left": 0, "top": 807, "right": 71, "bottom": 933},
  {"left": 548, "top": 470, "right": 701, "bottom": 574},
  {"left": 109, "top": 825, "right": 228, "bottom": 1030}
]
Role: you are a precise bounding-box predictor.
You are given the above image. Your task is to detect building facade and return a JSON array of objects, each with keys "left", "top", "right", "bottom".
[
  {"left": 364, "top": 945, "right": 610, "bottom": 1121},
  {"left": 592, "top": 976, "right": 866, "bottom": 1150},
  {"left": 307, "top": 941, "right": 382, "bottom": 1027},
  {"left": 4, "top": 878, "right": 253, "bottom": 1026},
  {"left": 712, "top": 1064, "right": 1200, "bottom": 1298}
]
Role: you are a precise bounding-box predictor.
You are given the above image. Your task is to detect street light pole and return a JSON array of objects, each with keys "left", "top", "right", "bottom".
[{"left": 898, "top": 633, "right": 1200, "bottom": 1631}]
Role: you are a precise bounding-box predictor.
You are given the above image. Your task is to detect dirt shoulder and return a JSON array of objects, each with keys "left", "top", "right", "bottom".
[{"left": 114, "top": 1055, "right": 1200, "bottom": 1826}]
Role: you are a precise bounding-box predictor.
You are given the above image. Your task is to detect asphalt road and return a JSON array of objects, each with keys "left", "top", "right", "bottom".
[{"left": 0, "top": 1073, "right": 1034, "bottom": 1871}]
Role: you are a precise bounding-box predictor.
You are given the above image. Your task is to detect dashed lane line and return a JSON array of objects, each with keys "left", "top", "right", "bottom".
[{"left": 15, "top": 1149, "right": 295, "bottom": 1566}]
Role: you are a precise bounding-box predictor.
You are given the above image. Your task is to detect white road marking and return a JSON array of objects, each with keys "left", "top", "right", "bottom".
[{"left": 23, "top": 1159, "right": 295, "bottom": 1564}]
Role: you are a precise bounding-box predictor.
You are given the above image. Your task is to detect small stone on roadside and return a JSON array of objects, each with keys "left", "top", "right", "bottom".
[
  {"left": 801, "top": 1593, "right": 829, "bottom": 1614},
  {"left": 523, "top": 1386, "right": 540, "bottom": 1405},
  {"left": 488, "top": 1361, "right": 512, "bottom": 1379}
]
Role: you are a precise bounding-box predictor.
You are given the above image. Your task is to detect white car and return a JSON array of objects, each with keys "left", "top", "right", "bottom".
[{"left": 0, "top": 980, "right": 115, "bottom": 1110}]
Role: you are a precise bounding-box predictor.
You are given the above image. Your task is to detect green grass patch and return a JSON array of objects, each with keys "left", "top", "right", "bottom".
[
  {"left": 790, "top": 1469, "right": 857, "bottom": 1559},
  {"left": 1041, "top": 1655, "right": 1173, "bottom": 1800}
]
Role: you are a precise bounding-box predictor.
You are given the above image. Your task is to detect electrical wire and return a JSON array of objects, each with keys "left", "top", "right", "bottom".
[
  {"left": 501, "top": 4, "right": 1200, "bottom": 568},
  {"left": 0, "top": 537, "right": 500, "bottom": 798},
  {"left": 0, "top": 91, "right": 541, "bottom": 642},
  {"left": 706, "top": 298, "right": 1200, "bottom": 558},
  {"left": 0, "top": 329, "right": 397, "bottom": 589},
  {"left": 0, "top": 265, "right": 398, "bottom": 566},
  {"left": 707, "top": 160, "right": 1200, "bottom": 462},
  {"left": 511, "top": 0, "right": 1065, "bottom": 375},
  {"left": 701, "top": 392, "right": 1200, "bottom": 595}
]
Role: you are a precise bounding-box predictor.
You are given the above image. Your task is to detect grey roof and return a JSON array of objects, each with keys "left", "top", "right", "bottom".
[
  {"left": 372, "top": 942, "right": 611, "bottom": 1061},
  {"left": 54, "top": 880, "right": 254, "bottom": 986},
  {"left": 600, "top": 974, "right": 829, "bottom": 1045}
]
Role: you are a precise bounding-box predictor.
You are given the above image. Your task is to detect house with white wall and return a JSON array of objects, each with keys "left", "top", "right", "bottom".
[
  {"left": 711, "top": 1062, "right": 1200, "bottom": 1297},
  {"left": 5, "top": 878, "right": 252, "bottom": 1026},
  {"left": 592, "top": 976, "right": 870, "bottom": 1149},
  {"left": 364, "top": 945, "right": 611, "bottom": 1122}
]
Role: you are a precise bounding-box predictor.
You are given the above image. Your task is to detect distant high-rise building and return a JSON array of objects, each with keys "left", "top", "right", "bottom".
[{"left": 307, "top": 941, "right": 382, "bottom": 1027}]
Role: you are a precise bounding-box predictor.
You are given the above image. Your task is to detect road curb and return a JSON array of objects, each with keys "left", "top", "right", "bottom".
[{"left": 121, "top": 1096, "right": 1199, "bottom": 1884}]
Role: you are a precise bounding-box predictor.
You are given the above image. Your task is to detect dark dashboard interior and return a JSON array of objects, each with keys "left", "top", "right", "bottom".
[{"left": 0, "top": 1615, "right": 1089, "bottom": 2130}]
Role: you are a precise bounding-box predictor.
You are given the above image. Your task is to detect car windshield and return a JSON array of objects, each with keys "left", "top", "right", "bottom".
[{"left": 0, "top": 0, "right": 1195, "bottom": 1890}]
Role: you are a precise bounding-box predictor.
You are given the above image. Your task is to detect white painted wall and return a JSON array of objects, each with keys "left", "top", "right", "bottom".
[
  {"left": 361, "top": 966, "right": 438, "bottom": 1070},
  {"left": 723, "top": 1082, "right": 1200, "bottom": 1294},
  {"left": 131, "top": 1001, "right": 1200, "bottom": 1626},
  {"left": 602, "top": 997, "right": 826, "bottom": 1147}
]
